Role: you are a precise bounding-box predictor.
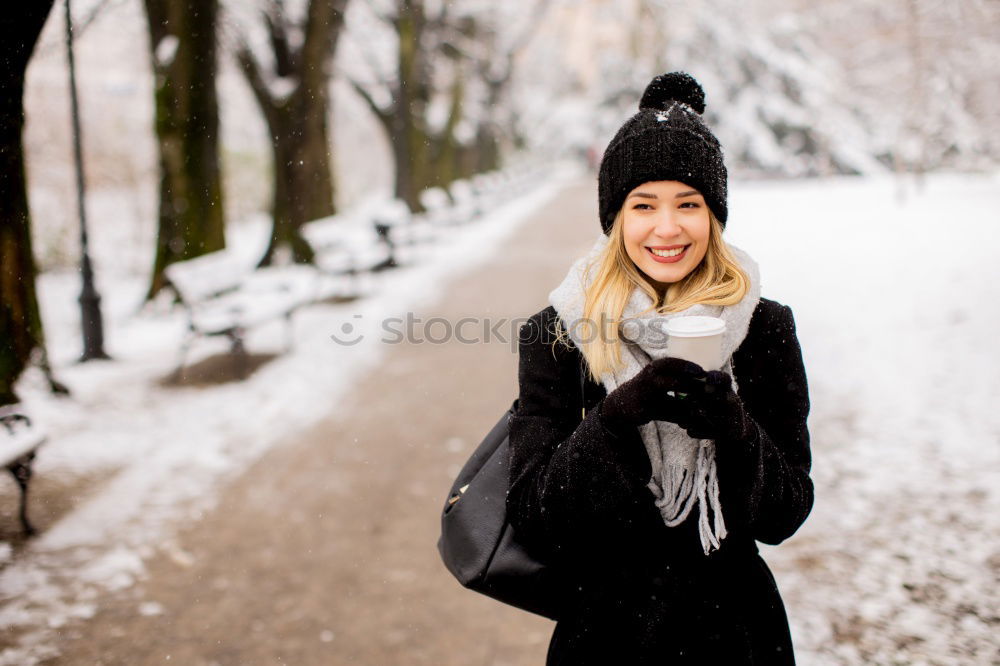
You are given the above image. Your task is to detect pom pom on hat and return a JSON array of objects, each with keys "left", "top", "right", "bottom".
[{"left": 638, "top": 72, "right": 706, "bottom": 115}]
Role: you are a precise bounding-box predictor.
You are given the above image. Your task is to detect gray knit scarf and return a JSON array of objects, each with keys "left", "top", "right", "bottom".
[{"left": 548, "top": 232, "right": 761, "bottom": 555}]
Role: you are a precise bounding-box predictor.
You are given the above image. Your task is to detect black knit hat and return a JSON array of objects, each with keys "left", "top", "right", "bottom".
[{"left": 598, "top": 72, "right": 728, "bottom": 234}]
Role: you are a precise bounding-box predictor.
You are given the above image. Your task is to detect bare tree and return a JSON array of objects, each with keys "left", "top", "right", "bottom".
[
  {"left": 348, "top": 0, "right": 502, "bottom": 208},
  {"left": 0, "top": 1, "right": 59, "bottom": 405},
  {"left": 143, "top": 0, "right": 227, "bottom": 299},
  {"left": 346, "top": 0, "right": 550, "bottom": 209},
  {"left": 347, "top": 0, "right": 438, "bottom": 210},
  {"left": 468, "top": 0, "right": 552, "bottom": 175},
  {"left": 234, "top": 0, "right": 349, "bottom": 266}
]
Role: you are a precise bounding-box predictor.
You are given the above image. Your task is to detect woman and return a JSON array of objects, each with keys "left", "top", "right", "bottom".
[{"left": 507, "top": 72, "right": 814, "bottom": 664}]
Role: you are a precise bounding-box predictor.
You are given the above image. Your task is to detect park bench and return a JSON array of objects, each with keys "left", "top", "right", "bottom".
[
  {"left": 418, "top": 187, "right": 458, "bottom": 227},
  {"left": 164, "top": 250, "right": 317, "bottom": 379},
  {"left": 370, "top": 197, "right": 446, "bottom": 255},
  {"left": 1, "top": 404, "right": 46, "bottom": 535},
  {"left": 469, "top": 170, "right": 514, "bottom": 212},
  {"left": 301, "top": 211, "right": 398, "bottom": 298},
  {"left": 447, "top": 179, "right": 480, "bottom": 223},
  {"left": 465, "top": 164, "right": 536, "bottom": 211}
]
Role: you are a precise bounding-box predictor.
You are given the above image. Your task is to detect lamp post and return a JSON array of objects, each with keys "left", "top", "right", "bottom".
[{"left": 64, "top": 0, "right": 109, "bottom": 361}]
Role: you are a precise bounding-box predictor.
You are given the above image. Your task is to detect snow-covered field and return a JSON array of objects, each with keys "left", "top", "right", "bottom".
[
  {"left": 725, "top": 172, "right": 1000, "bottom": 665},
  {"left": 2, "top": 171, "right": 999, "bottom": 665}
]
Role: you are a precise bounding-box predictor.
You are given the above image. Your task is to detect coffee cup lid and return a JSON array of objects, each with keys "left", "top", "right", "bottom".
[{"left": 664, "top": 316, "right": 726, "bottom": 337}]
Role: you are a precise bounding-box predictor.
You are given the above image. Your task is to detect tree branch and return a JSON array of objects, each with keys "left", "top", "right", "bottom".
[
  {"left": 325, "top": 0, "right": 350, "bottom": 58},
  {"left": 348, "top": 77, "right": 392, "bottom": 129},
  {"left": 509, "top": 0, "right": 553, "bottom": 56},
  {"left": 342, "top": 25, "right": 398, "bottom": 108},
  {"left": 298, "top": 0, "right": 349, "bottom": 91},
  {"left": 488, "top": 0, "right": 554, "bottom": 88},
  {"left": 264, "top": 0, "right": 296, "bottom": 77},
  {"left": 235, "top": 41, "right": 277, "bottom": 127}
]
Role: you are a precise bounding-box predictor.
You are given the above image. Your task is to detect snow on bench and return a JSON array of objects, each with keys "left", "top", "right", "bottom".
[
  {"left": 369, "top": 197, "right": 446, "bottom": 251},
  {"left": 164, "top": 250, "right": 317, "bottom": 379},
  {"left": 471, "top": 170, "right": 512, "bottom": 208},
  {"left": 418, "top": 187, "right": 457, "bottom": 226},
  {"left": 301, "top": 209, "right": 400, "bottom": 297},
  {"left": 1, "top": 405, "right": 47, "bottom": 535},
  {"left": 447, "top": 179, "right": 480, "bottom": 224}
]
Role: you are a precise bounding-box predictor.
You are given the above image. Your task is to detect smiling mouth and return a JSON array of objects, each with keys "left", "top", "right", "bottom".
[{"left": 647, "top": 244, "right": 690, "bottom": 259}]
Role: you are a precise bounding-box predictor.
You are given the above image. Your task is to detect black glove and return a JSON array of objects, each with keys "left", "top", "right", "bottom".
[
  {"left": 675, "top": 370, "right": 754, "bottom": 442},
  {"left": 600, "top": 356, "right": 709, "bottom": 430}
]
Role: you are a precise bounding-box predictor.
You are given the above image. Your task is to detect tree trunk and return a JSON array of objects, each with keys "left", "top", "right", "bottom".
[
  {"left": 474, "top": 124, "right": 501, "bottom": 174},
  {"left": 0, "top": 1, "right": 57, "bottom": 405},
  {"left": 474, "top": 75, "right": 505, "bottom": 174},
  {"left": 143, "top": 0, "right": 225, "bottom": 300},
  {"left": 353, "top": 0, "right": 473, "bottom": 211},
  {"left": 257, "top": 84, "right": 334, "bottom": 265},
  {"left": 262, "top": 104, "right": 327, "bottom": 264},
  {"left": 392, "top": 0, "right": 432, "bottom": 209},
  {"left": 430, "top": 71, "right": 465, "bottom": 187},
  {"left": 905, "top": 0, "right": 928, "bottom": 190},
  {"left": 389, "top": 108, "right": 430, "bottom": 211},
  {"left": 353, "top": 0, "right": 526, "bottom": 211},
  {"left": 237, "top": 0, "right": 346, "bottom": 267}
]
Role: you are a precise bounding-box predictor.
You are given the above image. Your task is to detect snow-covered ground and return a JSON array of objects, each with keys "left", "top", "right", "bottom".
[
  {"left": 725, "top": 172, "right": 1000, "bottom": 665},
  {"left": 2, "top": 170, "right": 999, "bottom": 665},
  {"left": 0, "top": 165, "right": 575, "bottom": 665}
]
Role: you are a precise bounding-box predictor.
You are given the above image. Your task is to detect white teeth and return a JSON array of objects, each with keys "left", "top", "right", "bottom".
[{"left": 649, "top": 246, "right": 687, "bottom": 257}]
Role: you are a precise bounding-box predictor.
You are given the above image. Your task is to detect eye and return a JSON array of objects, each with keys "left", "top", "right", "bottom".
[
  {"left": 632, "top": 203, "right": 654, "bottom": 210},
  {"left": 679, "top": 201, "right": 701, "bottom": 209}
]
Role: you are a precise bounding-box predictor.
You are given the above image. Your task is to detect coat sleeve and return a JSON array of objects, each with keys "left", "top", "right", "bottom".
[
  {"left": 715, "top": 304, "right": 815, "bottom": 545},
  {"left": 505, "top": 311, "right": 653, "bottom": 560}
]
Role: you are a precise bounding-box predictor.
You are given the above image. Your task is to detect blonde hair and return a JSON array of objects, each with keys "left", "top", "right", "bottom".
[{"left": 554, "top": 208, "right": 750, "bottom": 382}]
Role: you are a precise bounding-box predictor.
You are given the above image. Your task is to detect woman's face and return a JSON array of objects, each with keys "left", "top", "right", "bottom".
[{"left": 621, "top": 180, "right": 711, "bottom": 292}]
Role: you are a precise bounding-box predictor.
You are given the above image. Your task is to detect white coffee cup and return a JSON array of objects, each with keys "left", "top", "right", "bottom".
[{"left": 664, "top": 316, "right": 727, "bottom": 371}]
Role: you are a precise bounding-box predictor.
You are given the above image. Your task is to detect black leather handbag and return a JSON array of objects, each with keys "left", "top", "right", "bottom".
[{"left": 437, "top": 361, "right": 586, "bottom": 620}]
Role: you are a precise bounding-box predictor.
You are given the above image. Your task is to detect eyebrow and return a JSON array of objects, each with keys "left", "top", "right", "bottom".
[{"left": 626, "top": 190, "right": 701, "bottom": 200}]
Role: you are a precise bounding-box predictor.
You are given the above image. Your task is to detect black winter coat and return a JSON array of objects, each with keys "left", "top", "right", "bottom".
[{"left": 507, "top": 298, "right": 814, "bottom": 665}]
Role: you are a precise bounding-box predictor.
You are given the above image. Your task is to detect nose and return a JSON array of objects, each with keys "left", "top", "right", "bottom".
[{"left": 651, "top": 210, "right": 683, "bottom": 237}]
